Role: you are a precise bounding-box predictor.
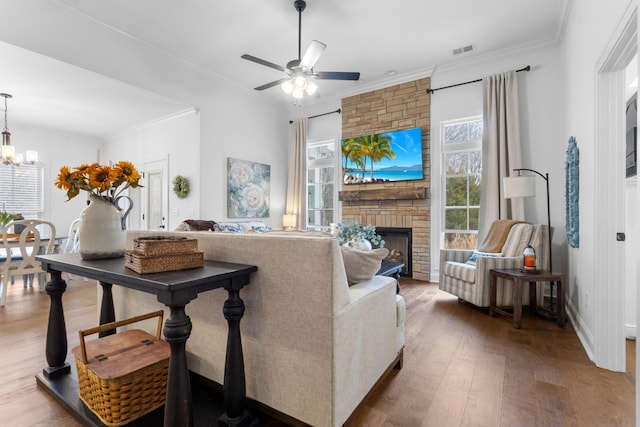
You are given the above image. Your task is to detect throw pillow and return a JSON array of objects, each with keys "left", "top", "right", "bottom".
[
  {"left": 214, "top": 222, "right": 244, "bottom": 233},
  {"left": 466, "top": 251, "right": 503, "bottom": 265},
  {"left": 184, "top": 219, "right": 217, "bottom": 231},
  {"left": 341, "top": 246, "right": 389, "bottom": 285},
  {"left": 251, "top": 225, "right": 273, "bottom": 233},
  {"left": 239, "top": 221, "right": 268, "bottom": 233}
]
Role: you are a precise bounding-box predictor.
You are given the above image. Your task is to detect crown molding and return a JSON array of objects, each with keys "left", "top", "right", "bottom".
[
  {"left": 105, "top": 107, "right": 199, "bottom": 141},
  {"left": 50, "top": 0, "right": 249, "bottom": 94},
  {"left": 431, "top": 37, "right": 559, "bottom": 79}
]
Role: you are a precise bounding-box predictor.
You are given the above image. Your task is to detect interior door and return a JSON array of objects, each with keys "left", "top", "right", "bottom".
[{"left": 142, "top": 159, "right": 169, "bottom": 230}]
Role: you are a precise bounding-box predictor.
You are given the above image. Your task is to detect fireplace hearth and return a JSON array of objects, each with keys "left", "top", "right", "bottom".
[{"left": 375, "top": 227, "right": 412, "bottom": 277}]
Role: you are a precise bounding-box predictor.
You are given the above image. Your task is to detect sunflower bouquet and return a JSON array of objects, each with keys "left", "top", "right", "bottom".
[{"left": 55, "top": 161, "right": 142, "bottom": 203}]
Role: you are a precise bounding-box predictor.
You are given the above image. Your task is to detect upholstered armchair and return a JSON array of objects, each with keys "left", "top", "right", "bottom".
[{"left": 439, "top": 221, "right": 549, "bottom": 308}]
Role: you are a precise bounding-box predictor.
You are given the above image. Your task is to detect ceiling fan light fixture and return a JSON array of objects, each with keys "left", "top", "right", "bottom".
[
  {"left": 281, "top": 79, "right": 294, "bottom": 94},
  {"left": 242, "top": 0, "right": 360, "bottom": 100},
  {"left": 292, "top": 87, "right": 305, "bottom": 99},
  {"left": 294, "top": 74, "right": 307, "bottom": 89},
  {"left": 305, "top": 80, "right": 318, "bottom": 96}
]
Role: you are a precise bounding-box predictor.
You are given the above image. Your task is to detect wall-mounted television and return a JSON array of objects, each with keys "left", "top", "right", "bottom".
[
  {"left": 626, "top": 92, "right": 637, "bottom": 178},
  {"left": 341, "top": 127, "right": 423, "bottom": 184}
]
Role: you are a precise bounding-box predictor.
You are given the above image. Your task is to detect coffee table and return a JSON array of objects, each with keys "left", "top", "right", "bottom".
[{"left": 377, "top": 261, "right": 404, "bottom": 293}]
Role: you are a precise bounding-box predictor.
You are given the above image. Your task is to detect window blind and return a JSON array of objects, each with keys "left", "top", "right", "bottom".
[{"left": 0, "top": 163, "right": 44, "bottom": 216}]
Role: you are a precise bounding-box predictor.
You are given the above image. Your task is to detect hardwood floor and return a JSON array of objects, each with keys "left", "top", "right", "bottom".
[
  {"left": 347, "top": 279, "right": 636, "bottom": 427},
  {"left": 0, "top": 277, "right": 634, "bottom": 426}
]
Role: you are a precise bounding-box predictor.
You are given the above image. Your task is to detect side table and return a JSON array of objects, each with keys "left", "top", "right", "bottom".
[{"left": 489, "top": 268, "right": 566, "bottom": 329}]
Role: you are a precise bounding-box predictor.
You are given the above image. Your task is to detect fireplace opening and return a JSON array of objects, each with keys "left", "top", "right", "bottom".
[{"left": 375, "top": 227, "right": 412, "bottom": 277}]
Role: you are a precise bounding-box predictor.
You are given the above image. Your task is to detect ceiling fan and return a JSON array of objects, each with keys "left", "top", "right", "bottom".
[{"left": 241, "top": 0, "right": 360, "bottom": 98}]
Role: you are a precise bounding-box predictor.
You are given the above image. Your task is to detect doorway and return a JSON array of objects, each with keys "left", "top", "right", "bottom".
[
  {"left": 594, "top": 6, "right": 636, "bottom": 372},
  {"left": 142, "top": 158, "right": 169, "bottom": 231}
]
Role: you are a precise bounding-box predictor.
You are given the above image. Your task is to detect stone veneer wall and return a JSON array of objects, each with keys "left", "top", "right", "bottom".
[{"left": 341, "top": 77, "right": 431, "bottom": 281}]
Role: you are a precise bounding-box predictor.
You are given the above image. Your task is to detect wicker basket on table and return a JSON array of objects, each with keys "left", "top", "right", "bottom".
[
  {"left": 125, "top": 236, "right": 204, "bottom": 274},
  {"left": 71, "top": 311, "right": 169, "bottom": 427}
]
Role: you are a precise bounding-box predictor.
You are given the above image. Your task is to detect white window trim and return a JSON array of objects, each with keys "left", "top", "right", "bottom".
[
  {"left": 441, "top": 115, "right": 482, "bottom": 234},
  {"left": 306, "top": 138, "right": 339, "bottom": 231}
]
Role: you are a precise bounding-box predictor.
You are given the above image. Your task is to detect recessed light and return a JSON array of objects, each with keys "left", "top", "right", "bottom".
[{"left": 385, "top": 69, "right": 397, "bottom": 76}]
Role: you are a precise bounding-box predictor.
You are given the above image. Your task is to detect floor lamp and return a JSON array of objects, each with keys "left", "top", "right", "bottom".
[
  {"left": 502, "top": 168, "right": 552, "bottom": 271},
  {"left": 503, "top": 168, "right": 555, "bottom": 312}
]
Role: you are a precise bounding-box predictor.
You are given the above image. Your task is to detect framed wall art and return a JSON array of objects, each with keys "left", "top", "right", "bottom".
[{"left": 227, "top": 158, "right": 270, "bottom": 218}]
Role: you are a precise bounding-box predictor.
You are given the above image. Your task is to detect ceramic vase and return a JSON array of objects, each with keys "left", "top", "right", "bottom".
[
  {"left": 79, "top": 194, "right": 132, "bottom": 260},
  {"left": 344, "top": 238, "right": 373, "bottom": 251}
]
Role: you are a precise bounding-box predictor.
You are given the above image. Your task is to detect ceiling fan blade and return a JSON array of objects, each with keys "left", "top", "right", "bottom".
[
  {"left": 300, "top": 40, "right": 326, "bottom": 70},
  {"left": 241, "top": 54, "right": 287, "bottom": 73},
  {"left": 254, "top": 78, "right": 291, "bottom": 91},
  {"left": 314, "top": 71, "right": 361, "bottom": 81}
]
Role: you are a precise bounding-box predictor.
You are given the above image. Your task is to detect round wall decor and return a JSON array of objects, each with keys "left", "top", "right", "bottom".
[{"left": 172, "top": 175, "right": 190, "bottom": 198}]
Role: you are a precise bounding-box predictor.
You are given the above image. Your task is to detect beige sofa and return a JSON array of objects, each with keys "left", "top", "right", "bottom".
[{"left": 113, "top": 230, "right": 405, "bottom": 427}]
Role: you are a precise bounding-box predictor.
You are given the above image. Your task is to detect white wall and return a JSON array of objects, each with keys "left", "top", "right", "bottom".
[
  {"left": 197, "top": 86, "right": 288, "bottom": 228},
  {"left": 101, "top": 90, "right": 289, "bottom": 230},
  {"left": 560, "top": 0, "right": 635, "bottom": 366},
  {"left": 10, "top": 124, "right": 102, "bottom": 237},
  {"left": 102, "top": 109, "right": 200, "bottom": 232},
  {"left": 429, "top": 44, "right": 564, "bottom": 281},
  {"left": 0, "top": 2, "right": 291, "bottom": 231},
  {"left": 625, "top": 177, "right": 638, "bottom": 337}
]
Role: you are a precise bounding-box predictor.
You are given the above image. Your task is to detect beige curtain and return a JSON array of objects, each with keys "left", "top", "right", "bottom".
[
  {"left": 478, "top": 70, "right": 524, "bottom": 242},
  {"left": 285, "top": 118, "right": 308, "bottom": 230}
]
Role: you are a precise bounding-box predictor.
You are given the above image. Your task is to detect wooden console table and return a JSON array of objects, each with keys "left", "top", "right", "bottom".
[{"left": 35, "top": 253, "right": 257, "bottom": 427}]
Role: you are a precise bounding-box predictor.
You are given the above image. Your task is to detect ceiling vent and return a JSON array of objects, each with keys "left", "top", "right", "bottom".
[{"left": 453, "top": 45, "right": 474, "bottom": 55}]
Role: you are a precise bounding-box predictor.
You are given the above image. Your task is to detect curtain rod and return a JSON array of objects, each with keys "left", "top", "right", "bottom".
[
  {"left": 289, "top": 108, "right": 341, "bottom": 124},
  {"left": 428, "top": 66, "right": 531, "bottom": 94}
]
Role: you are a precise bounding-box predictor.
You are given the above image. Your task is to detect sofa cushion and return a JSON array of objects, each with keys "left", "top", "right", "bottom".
[
  {"left": 341, "top": 246, "right": 389, "bottom": 285},
  {"left": 396, "top": 294, "right": 406, "bottom": 327},
  {"left": 443, "top": 261, "right": 477, "bottom": 283}
]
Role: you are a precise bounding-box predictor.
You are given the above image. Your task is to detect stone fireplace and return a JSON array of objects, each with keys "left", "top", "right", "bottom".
[{"left": 340, "top": 77, "right": 431, "bottom": 281}]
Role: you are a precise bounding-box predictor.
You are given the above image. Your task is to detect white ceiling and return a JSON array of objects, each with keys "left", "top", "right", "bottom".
[{"left": 0, "top": 0, "right": 570, "bottom": 139}]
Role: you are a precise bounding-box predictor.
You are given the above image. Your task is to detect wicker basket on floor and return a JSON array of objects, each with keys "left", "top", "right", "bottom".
[{"left": 71, "top": 311, "right": 169, "bottom": 427}]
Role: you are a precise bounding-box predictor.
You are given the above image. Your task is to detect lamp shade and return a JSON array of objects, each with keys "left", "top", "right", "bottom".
[
  {"left": 25, "top": 150, "right": 38, "bottom": 163},
  {"left": 283, "top": 214, "right": 296, "bottom": 230},
  {"left": 503, "top": 175, "right": 536, "bottom": 199}
]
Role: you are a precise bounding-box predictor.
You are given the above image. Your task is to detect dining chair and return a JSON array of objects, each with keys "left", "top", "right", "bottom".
[
  {"left": 62, "top": 218, "right": 87, "bottom": 281},
  {"left": 0, "top": 219, "right": 56, "bottom": 307}
]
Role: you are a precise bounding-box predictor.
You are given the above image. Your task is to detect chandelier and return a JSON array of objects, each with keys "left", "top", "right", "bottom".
[{"left": 1, "top": 93, "right": 38, "bottom": 165}]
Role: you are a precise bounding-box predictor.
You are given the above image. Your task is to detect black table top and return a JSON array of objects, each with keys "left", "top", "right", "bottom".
[{"left": 36, "top": 253, "right": 257, "bottom": 298}]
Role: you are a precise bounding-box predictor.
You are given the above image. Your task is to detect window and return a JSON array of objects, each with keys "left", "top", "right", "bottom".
[
  {"left": 0, "top": 163, "right": 44, "bottom": 218},
  {"left": 442, "top": 117, "right": 482, "bottom": 249},
  {"left": 307, "top": 140, "right": 336, "bottom": 230}
]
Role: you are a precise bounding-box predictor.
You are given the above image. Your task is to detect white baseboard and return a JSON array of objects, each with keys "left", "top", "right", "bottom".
[
  {"left": 565, "top": 298, "right": 595, "bottom": 363},
  {"left": 625, "top": 324, "right": 636, "bottom": 339}
]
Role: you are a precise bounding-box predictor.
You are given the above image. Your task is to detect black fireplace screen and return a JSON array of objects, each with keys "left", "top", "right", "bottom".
[{"left": 375, "top": 227, "right": 412, "bottom": 277}]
